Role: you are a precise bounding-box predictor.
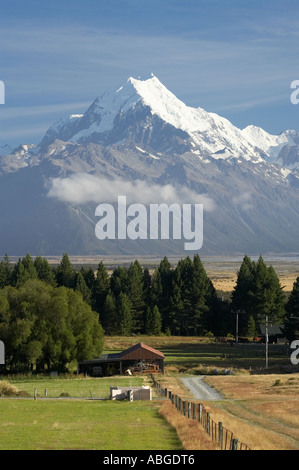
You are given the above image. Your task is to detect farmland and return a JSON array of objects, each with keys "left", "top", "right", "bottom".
[
  {"left": 0, "top": 256, "right": 298, "bottom": 451},
  {"left": 0, "top": 375, "right": 182, "bottom": 450},
  {"left": 1, "top": 334, "right": 298, "bottom": 451},
  {"left": 0, "top": 399, "right": 182, "bottom": 450}
]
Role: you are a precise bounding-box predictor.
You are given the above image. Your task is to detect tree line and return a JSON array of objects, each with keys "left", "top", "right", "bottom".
[{"left": 0, "top": 252, "right": 298, "bottom": 371}]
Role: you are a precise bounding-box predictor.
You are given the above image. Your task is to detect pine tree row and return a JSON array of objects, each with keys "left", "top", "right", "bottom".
[{"left": 0, "top": 252, "right": 298, "bottom": 340}]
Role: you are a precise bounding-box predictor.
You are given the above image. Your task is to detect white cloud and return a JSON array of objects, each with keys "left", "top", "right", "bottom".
[{"left": 47, "top": 173, "right": 214, "bottom": 210}]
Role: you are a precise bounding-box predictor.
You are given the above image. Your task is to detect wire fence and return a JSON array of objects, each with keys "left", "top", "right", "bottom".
[{"left": 150, "top": 374, "right": 251, "bottom": 451}]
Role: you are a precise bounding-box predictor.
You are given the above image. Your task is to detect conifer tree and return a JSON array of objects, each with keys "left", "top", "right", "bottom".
[
  {"left": 285, "top": 276, "right": 299, "bottom": 341},
  {"left": 74, "top": 271, "right": 91, "bottom": 304},
  {"left": 110, "top": 266, "right": 129, "bottom": 297},
  {"left": 169, "top": 264, "right": 184, "bottom": 335},
  {"left": 232, "top": 255, "right": 286, "bottom": 335},
  {"left": 92, "top": 261, "right": 110, "bottom": 313},
  {"left": 151, "top": 257, "right": 173, "bottom": 331},
  {"left": 80, "top": 267, "right": 96, "bottom": 291},
  {"left": 0, "top": 254, "right": 12, "bottom": 288},
  {"left": 34, "top": 256, "right": 56, "bottom": 286},
  {"left": 175, "top": 257, "right": 193, "bottom": 335},
  {"left": 102, "top": 291, "right": 117, "bottom": 335},
  {"left": 145, "top": 305, "right": 162, "bottom": 335},
  {"left": 118, "top": 293, "right": 133, "bottom": 336},
  {"left": 11, "top": 254, "right": 38, "bottom": 287},
  {"left": 55, "top": 253, "right": 76, "bottom": 289},
  {"left": 22, "top": 254, "right": 38, "bottom": 279},
  {"left": 142, "top": 267, "right": 152, "bottom": 309},
  {"left": 252, "top": 257, "right": 285, "bottom": 323},
  {"left": 231, "top": 255, "right": 256, "bottom": 316},
  {"left": 127, "top": 260, "right": 145, "bottom": 332},
  {"left": 190, "top": 254, "right": 218, "bottom": 335},
  {"left": 247, "top": 315, "right": 257, "bottom": 337}
]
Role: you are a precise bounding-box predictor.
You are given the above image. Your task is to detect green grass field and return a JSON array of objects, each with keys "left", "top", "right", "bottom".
[
  {"left": 0, "top": 399, "right": 182, "bottom": 450},
  {"left": 0, "top": 375, "right": 182, "bottom": 450},
  {"left": 0, "top": 335, "right": 293, "bottom": 450},
  {"left": 7, "top": 375, "right": 144, "bottom": 398}
]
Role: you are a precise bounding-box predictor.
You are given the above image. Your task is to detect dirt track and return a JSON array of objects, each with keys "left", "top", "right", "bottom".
[{"left": 181, "top": 376, "right": 224, "bottom": 401}]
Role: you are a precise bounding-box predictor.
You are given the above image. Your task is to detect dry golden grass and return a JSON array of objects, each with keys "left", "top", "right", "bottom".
[
  {"left": 208, "top": 271, "right": 298, "bottom": 293},
  {"left": 205, "top": 374, "right": 299, "bottom": 400},
  {"left": 156, "top": 374, "right": 195, "bottom": 399},
  {"left": 104, "top": 335, "right": 210, "bottom": 351},
  {"left": 199, "top": 374, "right": 299, "bottom": 450},
  {"left": 202, "top": 400, "right": 296, "bottom": 450},
  {"left": 157, "top": 373, "right": 299, "bottom": 450},
  {"left": 158, "top": 400, "right": 219, "bottom": 451},
  {"left": 0, "top": 380, "right": 19, "bottom": 397}
]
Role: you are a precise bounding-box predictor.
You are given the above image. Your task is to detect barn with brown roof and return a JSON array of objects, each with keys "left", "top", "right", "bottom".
[{"left": 78, "top": 343, "right": 165, "bottom": 377}]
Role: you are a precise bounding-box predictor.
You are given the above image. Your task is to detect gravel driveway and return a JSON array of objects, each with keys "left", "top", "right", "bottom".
[{"left": 182, "top": 376, "right": 224, "bottom": 401}]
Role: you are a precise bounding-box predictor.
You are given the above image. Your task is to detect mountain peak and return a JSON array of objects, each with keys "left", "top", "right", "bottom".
[
  {"left": 39, "top": 74, "right": 298, "bottom": 168},
  {"left": 127, "top": 72, "right": 157, "bottom": 83}
]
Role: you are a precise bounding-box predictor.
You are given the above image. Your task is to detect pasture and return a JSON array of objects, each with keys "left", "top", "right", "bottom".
[
  {"left": 0, "top": 334, "right": 297, "bottom": 451},
  {"left": 0, "top": 399, "right": 181, "bottom": 450},
  {"left": 0, "top": 375, "right": 181, "bottom": 450}
]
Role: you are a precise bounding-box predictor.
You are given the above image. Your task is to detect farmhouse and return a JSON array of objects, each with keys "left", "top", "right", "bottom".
[
  {"left": 78, "top": 342, "right": 165, "bottom": 377},
  {"left": 259, "top": 324, "right": 286, "bottom": 344}
]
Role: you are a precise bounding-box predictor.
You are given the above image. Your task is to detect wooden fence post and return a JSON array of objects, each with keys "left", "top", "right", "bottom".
[
  {"left": 232, "top": 439, "right": 239, "bottom": 450},
  {"left": 206, "top": 412, "right": 210, "bottom": 435},
  {"left": 188, "top": 402, "right": 192, "bottom": 419},
  {"left": 218, "top": 422, "right": 223, "bottom": 450},
  {"left": 192, "top": 402, "right": 196, "bottom": 420},
  {"left": 198, "top": 403, "right": 203, "bottom": 424},
  {"left": 34, "top": 388, "right": 37, "bottom": 400}
]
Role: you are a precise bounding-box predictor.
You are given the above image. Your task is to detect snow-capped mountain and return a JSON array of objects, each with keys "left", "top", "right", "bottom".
[
  {"left": 39, "top": 74, "right": 299, "bottom": 169},
  {"left": 0, "top": 74, "right": 298, "bottom": 256},
  {"left": 0, "top": 144, "right": 39, "bottom": 175}
]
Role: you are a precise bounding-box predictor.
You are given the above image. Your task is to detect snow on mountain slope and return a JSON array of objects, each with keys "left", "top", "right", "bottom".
[
  {"left": 0, "top": 143, "right": 40, "bottom": 174},
  {"left": 0, "top": 75, "right": 299, "bottom": 256},
  {"left": 8, "top": 73, "right": 298, "bottom": 175},
  {"left": 128, "top": 75, "right": 266, "bottom": 161},
  {"left": 241, "top": 125, "right": 293, "bottom": 161},
  {"left": 40, "top": 74, "right": 272, "bottom": 163}
]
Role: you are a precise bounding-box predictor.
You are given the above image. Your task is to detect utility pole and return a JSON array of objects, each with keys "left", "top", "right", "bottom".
[
  {"left": 234, "top": 309, "right": 245, "bottom": 344},
  {"left": 265, "top": 315, "right": 269, "bottom": 370},
  {"left": 258, "top": 314, "right": 271, "bottom": 370}
]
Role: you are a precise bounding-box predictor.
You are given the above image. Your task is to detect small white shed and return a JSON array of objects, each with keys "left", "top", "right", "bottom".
[{"left": 110, "top": 386, "right": 152, "bottom": 401}]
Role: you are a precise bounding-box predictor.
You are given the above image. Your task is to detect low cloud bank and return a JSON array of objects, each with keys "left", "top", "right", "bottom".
[{"left": 47, "top": 173, "right": 214, "bottom": 210}]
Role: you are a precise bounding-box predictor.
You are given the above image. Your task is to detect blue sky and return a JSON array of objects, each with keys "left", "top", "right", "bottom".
[{"left": 1, "top": 0, "right": 299, "bottom": 147}]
